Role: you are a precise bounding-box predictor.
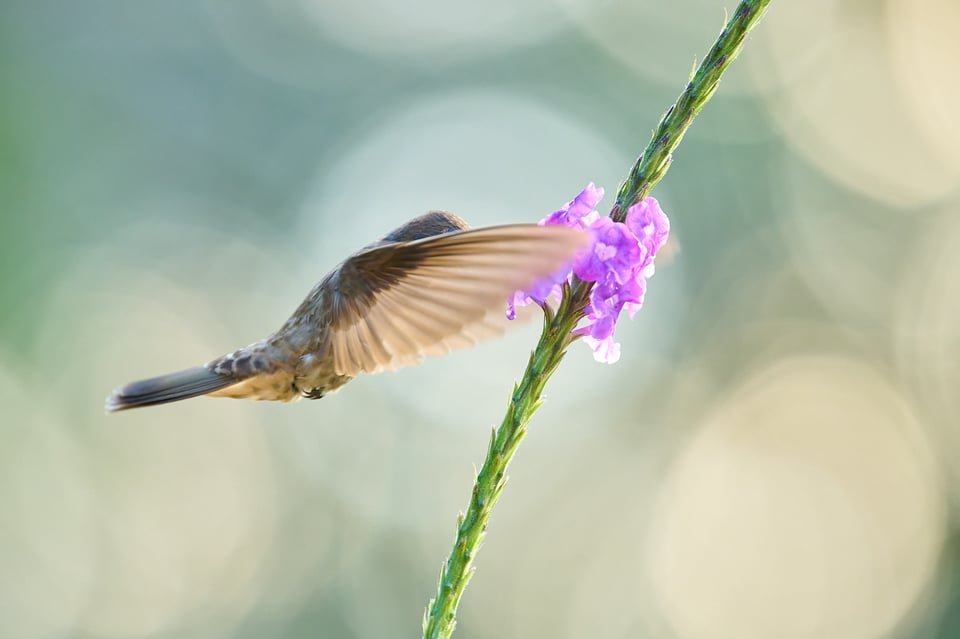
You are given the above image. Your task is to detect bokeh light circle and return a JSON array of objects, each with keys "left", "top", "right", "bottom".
[
  {"left": 645, "top": 355, "right": 944, "bottom": 639},
  {"left": 752, "top": 0, "right": 960, "bottom": 207}
]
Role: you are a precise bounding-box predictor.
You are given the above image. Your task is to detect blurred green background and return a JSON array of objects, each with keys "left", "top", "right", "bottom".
[{"left": 3, "top": 0, "right": 960, "bottom": 637}]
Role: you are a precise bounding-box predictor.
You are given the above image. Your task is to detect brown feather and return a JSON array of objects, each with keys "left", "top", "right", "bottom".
[
  {"left": 105, "top": 366, "right": 238, "bottom": 412},
  {"left": 106, "top": 213, "right": 586, "bottom": 410},
  {"left": 325, "top": 224, "right": 587, "bottom": 376}
]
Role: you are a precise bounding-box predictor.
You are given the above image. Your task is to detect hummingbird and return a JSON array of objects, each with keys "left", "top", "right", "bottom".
[{"left": 106, "top": 211, "right": 587, "bottom": 412}]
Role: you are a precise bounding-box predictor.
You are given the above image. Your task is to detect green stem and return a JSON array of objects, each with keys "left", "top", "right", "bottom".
[
  {"left": 422, "top": 2, "right": 773, "bottom": 637},
  {"left": 611, "top": 0, "right": 773, "bottom": 223},
  {"left": 422, "top": 284, "right": 590, "bottom": 639}
]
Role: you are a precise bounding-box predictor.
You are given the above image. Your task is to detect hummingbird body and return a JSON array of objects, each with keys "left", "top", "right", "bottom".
[{"left": 106, "top": 211, "right": 586, "bottom": 412}]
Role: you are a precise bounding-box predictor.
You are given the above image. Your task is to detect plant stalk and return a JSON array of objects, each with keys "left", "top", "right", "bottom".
[{"left": 422, "top": 2, "right": 773, "bottom": 637}]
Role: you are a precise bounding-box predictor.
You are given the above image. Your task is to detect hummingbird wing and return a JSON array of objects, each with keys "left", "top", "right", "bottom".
[{"left": 325, "top": 224, "right": 588, "bottom": 377}]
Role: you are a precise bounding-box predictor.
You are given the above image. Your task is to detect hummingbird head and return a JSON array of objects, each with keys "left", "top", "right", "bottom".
[{"left": 381, "top": 211, "right": 471, "bottom": 243}]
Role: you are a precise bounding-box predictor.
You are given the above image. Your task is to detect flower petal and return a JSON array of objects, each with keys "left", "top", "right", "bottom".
[{"left": 509, "top": 188, "right": 669, "bottom": 364}]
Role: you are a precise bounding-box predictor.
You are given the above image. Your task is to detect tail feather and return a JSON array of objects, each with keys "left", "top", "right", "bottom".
[{"left": 105, "top": 366, "right": 238, "bottom": 412}]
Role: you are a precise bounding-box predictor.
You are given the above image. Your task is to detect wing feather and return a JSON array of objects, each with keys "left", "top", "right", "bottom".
[{"left": 327, "top": 224, "right": 586, "bottom": 376}]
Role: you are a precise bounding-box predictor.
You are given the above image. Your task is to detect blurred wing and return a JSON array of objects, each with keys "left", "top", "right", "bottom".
[{"left": 326, "top": 224, "right": 587, "bottom": 376}]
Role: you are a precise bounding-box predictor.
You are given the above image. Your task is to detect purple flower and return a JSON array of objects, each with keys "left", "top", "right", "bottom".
[
  {"left": 509, "top": 184, "right": 670, "bottom": 363},
  {"left": 574, "top": 216, "right": 642, "bottom": 283},
  {"left": 625, "top": 197, "right": 670, "bottom": 275},
  {"left": 541, "top": 182, "right": 604, "bottom": 230}
]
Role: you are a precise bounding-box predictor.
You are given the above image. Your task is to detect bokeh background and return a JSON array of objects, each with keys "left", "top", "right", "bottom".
[{"left": 2, "top": 0, "right": 959, "bottom": 637}]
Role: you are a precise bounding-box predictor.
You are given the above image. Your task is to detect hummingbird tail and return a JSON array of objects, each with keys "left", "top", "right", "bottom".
[{"left": 105, "top": 366, "right": 237, "bottom": 412}]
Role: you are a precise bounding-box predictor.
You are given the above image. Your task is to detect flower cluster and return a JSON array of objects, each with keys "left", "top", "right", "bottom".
[{"left": 508, "top": 183, "right": 670, "bottom": 363}]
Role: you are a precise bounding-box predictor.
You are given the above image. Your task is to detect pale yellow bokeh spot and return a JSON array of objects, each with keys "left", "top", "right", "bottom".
[
  {"left": 894, "top": 205, "right": 960, "bottom": 495},
  {"left": 0, "top": 364, "right": 98, "bottom": 639},
  {"left": 886, "top": 0, "right": 960, "bottom": 174},
  {"left": 646, "top": 355, "right": 944, "bottom": 639},
  {"left": 753, "top": 0, "right": 960, "bottom": 207}
]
